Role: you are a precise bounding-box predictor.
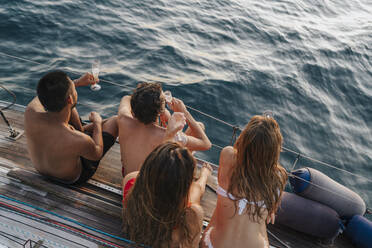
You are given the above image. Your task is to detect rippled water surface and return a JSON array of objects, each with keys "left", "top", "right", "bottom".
[{"left": 0, "top": 0, "right": 371, "bottom": 217}]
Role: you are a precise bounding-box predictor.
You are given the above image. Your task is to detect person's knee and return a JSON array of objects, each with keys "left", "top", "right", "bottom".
[{"left": 103, "top": 115, "right": 118, "bottom": 137}]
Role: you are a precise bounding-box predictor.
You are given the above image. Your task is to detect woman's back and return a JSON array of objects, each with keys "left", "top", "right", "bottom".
[
  {"left": 202, "top": 146, "right": 270, "bottom": 248},
  {"left": 202, "top": 115, "right": 287, "bottom": 248}
]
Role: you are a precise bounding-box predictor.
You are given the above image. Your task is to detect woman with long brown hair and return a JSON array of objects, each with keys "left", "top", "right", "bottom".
[
  {"left": 202, "top": 115, "right": 287, "bottom": 248},
  {"left": 122, "top": 141, "right": 212, "bottom": 248}
]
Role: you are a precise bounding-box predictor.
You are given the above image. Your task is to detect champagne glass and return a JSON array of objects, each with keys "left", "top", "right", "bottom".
[
  {"left": 262, "top": 110, "right": 274, "bottom": 118},
  {"left": 164, "top": 90, "right": 172, "bottom": 103},
  {"left": 90, "top": 59, "right": 101, "bottom": 91}
]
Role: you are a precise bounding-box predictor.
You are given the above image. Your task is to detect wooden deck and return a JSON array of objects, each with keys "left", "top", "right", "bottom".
[{"left": 0, "top": 101, "right": 355, "bottom": 247}]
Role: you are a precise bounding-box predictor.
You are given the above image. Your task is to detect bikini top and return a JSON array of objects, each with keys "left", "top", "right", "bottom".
[{"left": 216, "top": 185, "right": 266, "bottom": 215}]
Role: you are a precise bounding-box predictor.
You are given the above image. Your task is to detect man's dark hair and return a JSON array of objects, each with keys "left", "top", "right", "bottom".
[
  {"left": 131, "top": 82, "right": 164, "bottom": 125},
  {"left": 37, "top": 70, "right": 71, "bottom": 112}
]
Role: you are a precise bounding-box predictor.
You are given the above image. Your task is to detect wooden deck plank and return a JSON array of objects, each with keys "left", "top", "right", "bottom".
[
  {"left": 0, "top": 176, "right": 122, "bottom": 232},
  {"left": 0, "top": 149, "right": 33, "bottom": 171},
  {"left": 0, "top": 173, "right": 132, "bottom": 246},
  {"left": 7, "top": 169, "right": 122, "bottom": 218},
  {"left": 0, "top": 212, "right": 97, "bottom": 248},
  {"left": 0, "top": 186, "right": 123, "bottom": 239}
]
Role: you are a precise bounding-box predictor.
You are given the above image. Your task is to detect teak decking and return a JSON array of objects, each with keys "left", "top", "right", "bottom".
[{"left": 0, "top": 101, "right": 354, "bottom": 248}]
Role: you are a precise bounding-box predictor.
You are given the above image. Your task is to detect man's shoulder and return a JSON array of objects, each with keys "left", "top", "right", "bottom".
[
  {"left": 68, "top": 127, "right": 91, "bottom": 141},
  {"left": 119, "top": 123, "right": 165, "bottom": 149},
  {"left": 118, "top": 115, "right": 140, "bottom": 132},
  {"left": 25, "top": 98, "right": 45, "bottom": 119},
  {"left": 146, "top": 124, "right": 166, "bottom": 139},
  {"left": 26, "top": 97, "right": 42, "bottom": 110},
  {"left": 24, "top": 107, "right": 45, "bottom": 131},
  {"left": 55, "top": 127, "right": 93, "bottom": 153},
  {"left": 119, "top": 116, "right": 164, "bottom": 132},
  {"left": 25, "top": 102, "right": 36, "bottom": 116},
  {"left": 118, "top": 112, "right": 141, "bottom": 126}
]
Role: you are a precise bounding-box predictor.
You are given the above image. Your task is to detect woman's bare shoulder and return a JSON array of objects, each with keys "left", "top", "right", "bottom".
[
  {"left": 219, "top": 146, "right": 235, "bottom": 181},
  {"left": 221, "top": 146, "right": 235, "bottom": 159}
]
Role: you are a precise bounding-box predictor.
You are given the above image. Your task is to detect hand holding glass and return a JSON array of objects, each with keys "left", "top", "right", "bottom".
[
  {"left": 90, "top": 60, "right": 101, "bottom": 91},
  {"left": 168, "top": 112, "right": 186, "bottom": 134},
  {"left": 164, "top": 90, "right": 172, "bottom": 103}
]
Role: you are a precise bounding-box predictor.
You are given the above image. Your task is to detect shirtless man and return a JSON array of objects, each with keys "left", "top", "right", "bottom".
[
  {"left": 24, "top": 70, "right": 118, "bottom": 184},
  {"left": 118, "top": 82, "right": 211, "bottom": 177}
]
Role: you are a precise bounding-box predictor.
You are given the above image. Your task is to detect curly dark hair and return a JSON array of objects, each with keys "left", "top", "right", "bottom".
[{"left": 130, "top": 82, "right": 164, "bottom": 125}]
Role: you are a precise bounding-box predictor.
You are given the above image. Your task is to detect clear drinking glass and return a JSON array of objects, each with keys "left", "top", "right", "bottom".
[
  {"left": 164, "top": 90, "right": 172, "bottom": 103},
  {"left": 262, "top": 110, "right": 274, "bottom": 118},
  {"left": 90, "top": 59, "right": 101, "bottom": 91}
]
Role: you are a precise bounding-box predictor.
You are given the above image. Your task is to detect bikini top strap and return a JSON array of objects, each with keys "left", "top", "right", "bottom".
[
  {"left": 216, "top": 185, "right": 267, "bottom": 215},
  {"left": 217, "top": 185, "right": 241, "bottom": 200}
]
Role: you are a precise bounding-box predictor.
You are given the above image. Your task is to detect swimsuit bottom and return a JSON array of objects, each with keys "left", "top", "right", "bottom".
[
  {"left": 74, "top": 131, "right": 116, "bottom": 184},
  {"left": 45, "top": 131, "right": 116, "bottom": 185},
  {"left": 122, "top": 178, "right": 136, "bottom": 204}
]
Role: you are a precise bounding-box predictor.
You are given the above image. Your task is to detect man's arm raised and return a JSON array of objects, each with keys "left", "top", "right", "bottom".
[
  {"left": 118, "top": 95, "right": 133, "bottom": 118},
  {"left": 69, "top": 73, "right": 96, "bottom": 131},
  {"left": 170, "top": 98, "right": 212, "bottom": 151},
  {"left": 78, "top": 112, "right": 103, "bottom": 161}
]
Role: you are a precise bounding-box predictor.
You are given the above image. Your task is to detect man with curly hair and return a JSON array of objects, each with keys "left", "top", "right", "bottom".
[{"left": 118, "top": 82, "right": 211, "bottom": 177}]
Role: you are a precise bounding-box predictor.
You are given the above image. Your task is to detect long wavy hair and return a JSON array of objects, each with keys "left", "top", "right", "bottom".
[
  {"left": 122, "top": 142, "right": 198, "bottom": 247},
  {"left": 227, "top": 115, "right": 287, "bottom": 220}
]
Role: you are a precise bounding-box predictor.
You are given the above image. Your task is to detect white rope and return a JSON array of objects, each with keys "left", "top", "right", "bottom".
[
  {"left": 1, "top": 51, "right": 371, "bottom": 184},
  {"left": 283, "top": 147, "right": 372, "bottom": 184},
  {"left": 290, "top": 154, "right": 300, "bottom": 171},
  {"left": 267, "top": 229, "right": 291, "bottom": 248},
  {"left": 211, "top": 143, "right": 224, "bottom": 150},
  {"left": 184, "top": 105, "right": 240, "bottom": 129},
  {"left": 0, "top": 52, "right": 46, "bottom": 67}
]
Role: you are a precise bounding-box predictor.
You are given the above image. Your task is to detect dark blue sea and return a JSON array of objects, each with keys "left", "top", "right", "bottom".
[{"left": 0, "top": 1, "right": 371, "bottom": 219}]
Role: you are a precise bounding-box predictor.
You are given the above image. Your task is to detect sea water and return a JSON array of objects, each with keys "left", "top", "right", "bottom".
[{"left": 0, "top": 0, "right": 371, "bottom": 218}]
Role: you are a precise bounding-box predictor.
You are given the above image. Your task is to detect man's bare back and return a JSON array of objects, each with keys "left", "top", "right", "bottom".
[
  {"left": 118, "top": 113, "right": 166, "bottom": 176},
  {"left": 25, "top": 71, "right": 118, "bottom": 184},
  {"left": 118, "top": 83, "right": 211, "bottom": 177},
  {"left": 25, "top": 97, "right": 88, "bottom": 182}
]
